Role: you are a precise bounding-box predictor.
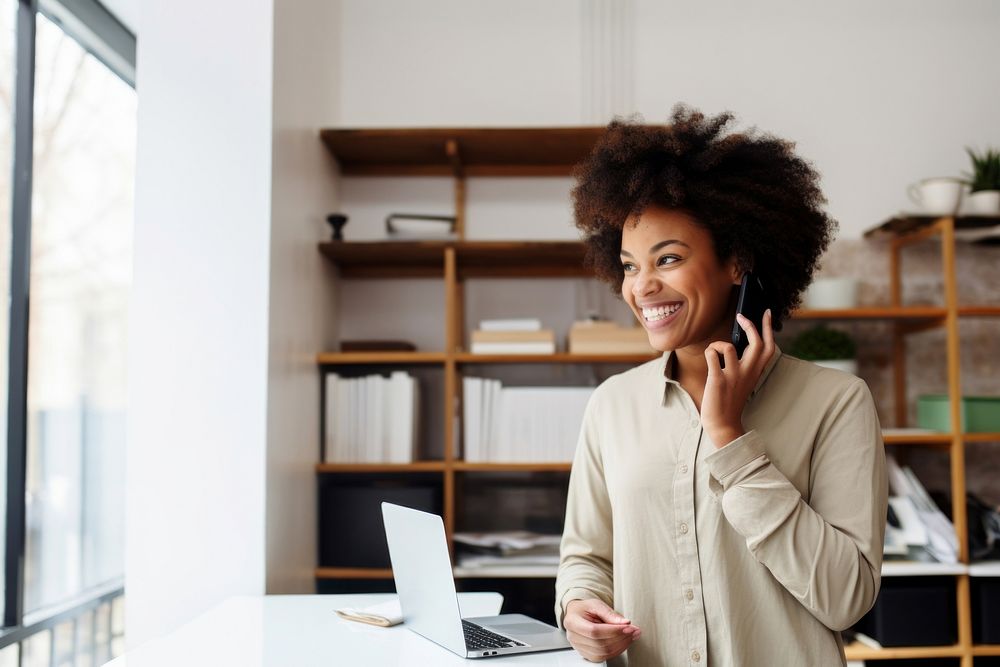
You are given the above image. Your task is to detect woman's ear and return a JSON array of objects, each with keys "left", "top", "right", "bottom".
[{"left": 727, "top": 258, "right": 743, "bottom": 286}]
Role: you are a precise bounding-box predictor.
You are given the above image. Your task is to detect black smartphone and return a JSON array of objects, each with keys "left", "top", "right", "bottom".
[{"left": 731, "top": 273, "right": 768, "bottom": 359}]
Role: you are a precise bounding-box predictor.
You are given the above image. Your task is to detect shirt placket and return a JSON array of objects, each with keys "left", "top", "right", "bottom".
[{"left": 672, "top": 402, "right": 708, "bottom": 665}]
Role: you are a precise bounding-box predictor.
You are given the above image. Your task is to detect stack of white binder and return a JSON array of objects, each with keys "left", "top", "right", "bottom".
[
  {"left": 462, "top": 377, "right": 592, "bottom": 462},
  {"left": 324, "top": 371, "right": 419, "bottom": 463}
]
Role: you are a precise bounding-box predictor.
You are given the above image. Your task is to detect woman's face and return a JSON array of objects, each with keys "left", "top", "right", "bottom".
[{"left": 620, "top": 206, "right": 741, "bottom": 353}]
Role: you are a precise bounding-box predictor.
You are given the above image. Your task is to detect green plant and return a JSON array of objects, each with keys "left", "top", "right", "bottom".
[
  {"left": 963, "top": 147, "right": 1000, "bottom": 192},
  {"left": 788, "top": 325, "right": 856, "bottom": 361}
]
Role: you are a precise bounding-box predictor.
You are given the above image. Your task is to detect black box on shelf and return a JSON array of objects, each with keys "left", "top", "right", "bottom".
[
  {"left": 972, "top": 576, "right": 1000, "bottom": 644},
  {"left": 852, "top": 576, "right": 956, "bottom": 647},
  {"left": 319, "top": 478, "right": 442, "bottom": 568}
]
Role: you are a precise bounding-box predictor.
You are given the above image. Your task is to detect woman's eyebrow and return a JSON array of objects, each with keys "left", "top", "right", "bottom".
[{"left": 620, "top": 239, "right": 691, "bottom": 258}]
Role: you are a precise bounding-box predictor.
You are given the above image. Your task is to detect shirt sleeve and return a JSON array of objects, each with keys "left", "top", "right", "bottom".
[
  {"left": 554, "top": 390, "right": 615, "bottom": 629},
  {"left": 704, "top": 377, "right": 888, "bottom": 631}
]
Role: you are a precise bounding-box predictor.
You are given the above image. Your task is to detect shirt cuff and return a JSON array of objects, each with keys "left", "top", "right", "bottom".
[
  {"left": 705, "top": 429, "right": 767, "bottom": 491},
  {"left": 556, "top": 587, "right": 602, "bottom": 629}
]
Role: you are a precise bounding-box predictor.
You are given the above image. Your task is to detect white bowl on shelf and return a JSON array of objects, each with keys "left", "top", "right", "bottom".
[{"left": 804, "top": 277, "right": 859, "bottom": 310}]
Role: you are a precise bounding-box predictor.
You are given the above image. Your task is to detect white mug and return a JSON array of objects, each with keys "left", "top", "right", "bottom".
[{"left": 907, "top": 178, "right": 966, "bottom": 215}]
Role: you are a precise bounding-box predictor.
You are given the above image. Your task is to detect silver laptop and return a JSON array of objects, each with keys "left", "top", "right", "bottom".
[{"left": 381, "top": 502, "right": 572, "bottom": 659}]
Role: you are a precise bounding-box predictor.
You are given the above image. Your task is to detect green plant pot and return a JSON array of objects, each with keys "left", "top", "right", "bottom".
[{"left": 917, "top": 395, "right": 1000, "bottom": 433}]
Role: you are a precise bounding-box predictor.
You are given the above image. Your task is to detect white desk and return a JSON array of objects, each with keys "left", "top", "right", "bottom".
[{"left": 105, "top": 593, "right": 598, "bottom": 666}]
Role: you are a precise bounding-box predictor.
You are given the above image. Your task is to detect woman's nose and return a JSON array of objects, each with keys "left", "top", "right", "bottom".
[{"left": 632, "top": 269, "right": 659, "bottom": 297}]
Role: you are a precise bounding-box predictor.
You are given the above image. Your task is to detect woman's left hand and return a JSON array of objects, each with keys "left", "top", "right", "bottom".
[{"left": 701, "top": 309, "right": 776, "bottom": 448}]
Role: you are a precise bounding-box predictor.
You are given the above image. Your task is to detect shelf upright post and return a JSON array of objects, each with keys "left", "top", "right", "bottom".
[
  {"left": 445, "top": 139, "right": 466, "bottom": 239},
  {"left": 443, "top": 246, "right": 458, "bottom": 551},
  {"left": 889, "top": 233, "right": 908, "bottom": 429},
  {"left": 939, "top": 217, "right": 972, "bottom": 663}
]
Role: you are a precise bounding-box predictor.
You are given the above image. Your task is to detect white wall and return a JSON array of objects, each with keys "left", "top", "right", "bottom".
[
  {"left": 127, "top": 0, "right": 274, "bottom": 645},
  {"left": 336, "top": 0, "right": 1000, "bottom": 239},
  {"left": 266, "top": 0, "right": 341, "bottom": 594}
]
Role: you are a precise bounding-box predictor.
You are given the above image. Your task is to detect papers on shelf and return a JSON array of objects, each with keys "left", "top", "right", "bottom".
[
  {"left": 324, "top": 372, "right": 420, "bottom": 463},
  {"left": 453, "top": 531, "right": 562, "bottom": 570},
  {"left": 884, "top": 455, "right": 958, "bottom": 563},
  {"left": 479, "top": 318, "right": 542, "bottom": 332},
  {"left": 469, "top": 329, "right": 557, "bottom": 355},
  {"left": 462, "top": 378, "right": 592, "bottom": 462}
]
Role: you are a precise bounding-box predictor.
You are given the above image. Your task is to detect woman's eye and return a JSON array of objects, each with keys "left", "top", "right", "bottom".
[
  {"left": 621, "top": 262, "right": 635, "bottom": 272},
  {"left": 657, "top": 255, "right": 680, "bottom": 266}
]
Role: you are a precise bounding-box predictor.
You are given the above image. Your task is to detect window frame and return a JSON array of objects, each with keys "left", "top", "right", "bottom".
[{"left": 2, "top": 0, "right": 134, "bottom": 640}]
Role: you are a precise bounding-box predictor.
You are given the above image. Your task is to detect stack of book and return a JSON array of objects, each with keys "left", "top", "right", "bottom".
[
  {"left": 384, "top": 213, "right": 457, "bottom": 241},
  {"left": 324, "top": 371, "right": 420, "bottom": 463},
  {"left": 469, "top": 318, "right": 556, "bottom": 355},
  {"left": 462, "top": 377, "right": 592, "bottom": 462},
  {"left": 567, "top": 319, "right": 656, "bottom": 355},
  {"left": 453, "top": 531, "right": 562, "bottom": 571}
]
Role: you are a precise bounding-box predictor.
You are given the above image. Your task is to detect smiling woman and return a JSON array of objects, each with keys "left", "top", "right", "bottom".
[{"left": 554, "top": 105, "right": 887, "bottom": 667}]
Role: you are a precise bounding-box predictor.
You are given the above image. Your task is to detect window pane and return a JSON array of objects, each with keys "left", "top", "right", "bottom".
[
  {"left": 25, "top": 11, "right": 134, "bottom": 613},
  {"left": 0, "top": 0, "right": 18, "bottom": 623}
]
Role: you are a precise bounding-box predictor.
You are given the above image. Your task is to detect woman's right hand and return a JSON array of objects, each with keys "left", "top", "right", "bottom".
[{"left": 563, "top": 599, "right": 641, "bottom": 662}]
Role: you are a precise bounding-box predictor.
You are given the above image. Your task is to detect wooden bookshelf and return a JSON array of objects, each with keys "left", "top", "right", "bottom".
[
  {"left": 320, "top": 127, "right": 605, "bottom": 177},
  {"left": 315, "top": 125, "right": 995, "bottom": 661}
]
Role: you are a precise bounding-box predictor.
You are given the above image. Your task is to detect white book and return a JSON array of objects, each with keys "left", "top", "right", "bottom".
[
  {"left": 387, "top": 372, "right": 408, "bottom": 463},
  {"left": 479, "top": 318, "right": 542, "bottom": 332},
  {"left": 346, "top": 378, "right": 356, "bottom": 462},
  {"left": 381, "top": 374, "right": 394, "bottom": 462},
  {"left": 463, "top": 377, "right": 482, "bottom": 463},
  {"left": 334, "top": 376, "right": 349, "bottom": 462},
  {"left": 324, "top": 374, "right": 340, "bottom": 462},
  {"left": 409, "top": 375, "right": 420, "bottom": 463},
  {"left": 470, "top": 341, "right": 556, "bottom": 355},
  {"left": 371, "top": 375, "right": 385, "bottom": 463}
]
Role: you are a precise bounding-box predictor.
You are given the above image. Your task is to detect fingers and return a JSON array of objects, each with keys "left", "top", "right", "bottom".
[
  {"left": 566, "top": 632, "right": 638, "bottom": 662},
  {"left": 735, "top": 312, "right": 762, "bottom": 360},
  {"left": 762, "top": 309, "right": 776, "bottom": 355},
  {"left": 705, "top": 341, "right": 737, "bottom": 375},
  {"left": 705, "top": 345, "right": 723, "bottom": 377},
  {"left": 577, "top": 599, "right": 630, "bottom": 625}
]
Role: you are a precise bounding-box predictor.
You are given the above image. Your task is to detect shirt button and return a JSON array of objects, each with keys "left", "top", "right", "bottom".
[
  {"left": 691, "top": 650, "right": 701, "bottom": 662},
  {"left": 685, "top": 589, "right": 694, "bottom": 601},
  {"left": 679, "top": 523, "right": 688, "bottom": 534},
  {"left": 679, "top": 464, "right": 689, "bottom": 474},
  {"left": 690, "top": 418, "right": 699, "bottom": 428}
]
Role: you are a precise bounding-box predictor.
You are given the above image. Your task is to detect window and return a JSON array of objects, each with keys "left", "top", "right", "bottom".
[
  {"left": 0, "top": 0, "right": 18, "bottom": 623},
  {"left": 24, "top": 9, "right": 135, "bottom": 614}
]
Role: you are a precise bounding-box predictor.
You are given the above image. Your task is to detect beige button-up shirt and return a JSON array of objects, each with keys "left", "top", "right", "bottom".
[{"left": 556, "top": 346, "right": 887, "bottom": 666}]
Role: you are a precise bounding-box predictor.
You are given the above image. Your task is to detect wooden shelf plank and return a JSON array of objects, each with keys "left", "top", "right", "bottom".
[
  {"left": 319, "top": 127, "right": 605, "bottom": 177},
  {"left": 453, "top": 462, "right": 572, "bottom": 472},
  {"left": 864, "top": 213, "right": 1000, "bottom": 239},
  {"left": 882, "top": 429, "right": 952, "bottom": 446},
  {"left": 317, "top": 352, "right": 447, "bottom": 365},
  {"left": 962, "top": 432, "right": 1000, "bottom": 442},
  {"left": 454, "top": 352, "right": 658, "bottom": 364},
  {"left": 843, "top": 642, "right": 964, "bottom": 660},
  {"left": 958, "top": 305, "right": 1000, "bottom": 317},
  {"left": 316, "top": 462, "right": 446, "bottom": 473},
  {"left": 791, "top": 306, "right": 947, "bottom": 320},
  {"left": 973, "top": 644, "right": 1000, "bottom": 656},
  {"left": 315, "top": 567, "right": 393, "bottom": 580}
]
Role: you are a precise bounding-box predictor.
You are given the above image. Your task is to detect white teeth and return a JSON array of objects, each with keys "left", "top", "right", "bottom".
[{"left": 642, "top": 303, "right": 681, "bottom": 321}]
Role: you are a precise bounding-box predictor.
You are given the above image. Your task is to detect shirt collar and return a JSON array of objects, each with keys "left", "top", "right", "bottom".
[{"left": 658, "top": 343, "right": 783, "bottom": 405}]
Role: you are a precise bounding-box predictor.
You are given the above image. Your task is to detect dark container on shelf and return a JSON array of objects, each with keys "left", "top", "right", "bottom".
[
  {"left": 971, "top": 576, "right": 1000, "bottom": 644},
  {"left": 319, "top": 475, "right": 442, "bottom": 568},
  {"left": 852, "top": 576, "right": 957, "bottom": 647}
]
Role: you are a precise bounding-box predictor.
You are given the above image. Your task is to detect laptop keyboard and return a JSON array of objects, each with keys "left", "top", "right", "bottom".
[{"left": 462, "top": 620, "right": 526, "bottom": 650}]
